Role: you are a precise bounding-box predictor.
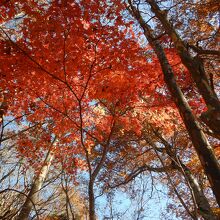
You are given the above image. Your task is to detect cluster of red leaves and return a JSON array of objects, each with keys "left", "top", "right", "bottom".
[{"left": 0, "top": 0, "right": 196, "bottom": 175}]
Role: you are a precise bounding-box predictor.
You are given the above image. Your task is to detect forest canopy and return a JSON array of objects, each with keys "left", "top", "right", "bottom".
[{"left": 0, "top": 0, "right": 220, "bottom": 219}]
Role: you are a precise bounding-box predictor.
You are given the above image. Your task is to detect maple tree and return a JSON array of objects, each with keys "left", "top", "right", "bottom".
[{"left": 0, "top": 0, "right": 220, "bottom": 219}]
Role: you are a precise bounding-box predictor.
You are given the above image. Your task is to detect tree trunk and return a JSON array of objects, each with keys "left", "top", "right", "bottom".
[
  {"left": 128, "top": 1, "right": 220, "bottom": 207},
  {"left": 86, "top": 121, "right": 115, "bottom": 220},
  {"left": 181, "top": 163, "right": 217, "bottom": 220},
  {"left": 148, "top": 134, "right": 216, "bottom": 219},
  {"left": 146, "top": 0, "right": 220, "bottom": 135},
  {"left": 88, "top": 180, "right": 96, "bottom": 220},
  {"left": 17, "top": 151, "right": 54, "bottom": 220}
]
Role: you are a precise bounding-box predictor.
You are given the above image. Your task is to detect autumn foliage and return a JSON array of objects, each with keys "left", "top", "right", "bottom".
[{"left": 0, "top": 0, "right": 220, "bottom": 220}]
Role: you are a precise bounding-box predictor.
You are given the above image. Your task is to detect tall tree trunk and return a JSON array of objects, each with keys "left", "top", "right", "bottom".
[
  {"left": 128, "top": 1, "right": 220, "bottom": 207},
  {"left": 88, "top": 180, "right": 96, "bottom": 220},
  {"left": 146, "top": 0, "right": 220, "bottom": 135},
  {"left": 17, "top": 150, "right": 54, "bottom": 220},
  {"left": 86, "top": 120, "right": 115, "bottom": 220}
]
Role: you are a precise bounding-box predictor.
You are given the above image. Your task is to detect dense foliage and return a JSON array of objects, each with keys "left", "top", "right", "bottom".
[{"left": 0, "top": 0, "right": 219, "bottom": 219}]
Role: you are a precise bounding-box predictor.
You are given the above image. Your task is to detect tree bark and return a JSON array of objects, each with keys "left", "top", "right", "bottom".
[
  {"left": 128, "top": 1, "right": 220, "bottom": 207},
  {"left": 17, "top": 150, "right": 54, "bottom": 220},
  {"left": 88, "top": 180, "right": 96, "bottom": 220}
]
